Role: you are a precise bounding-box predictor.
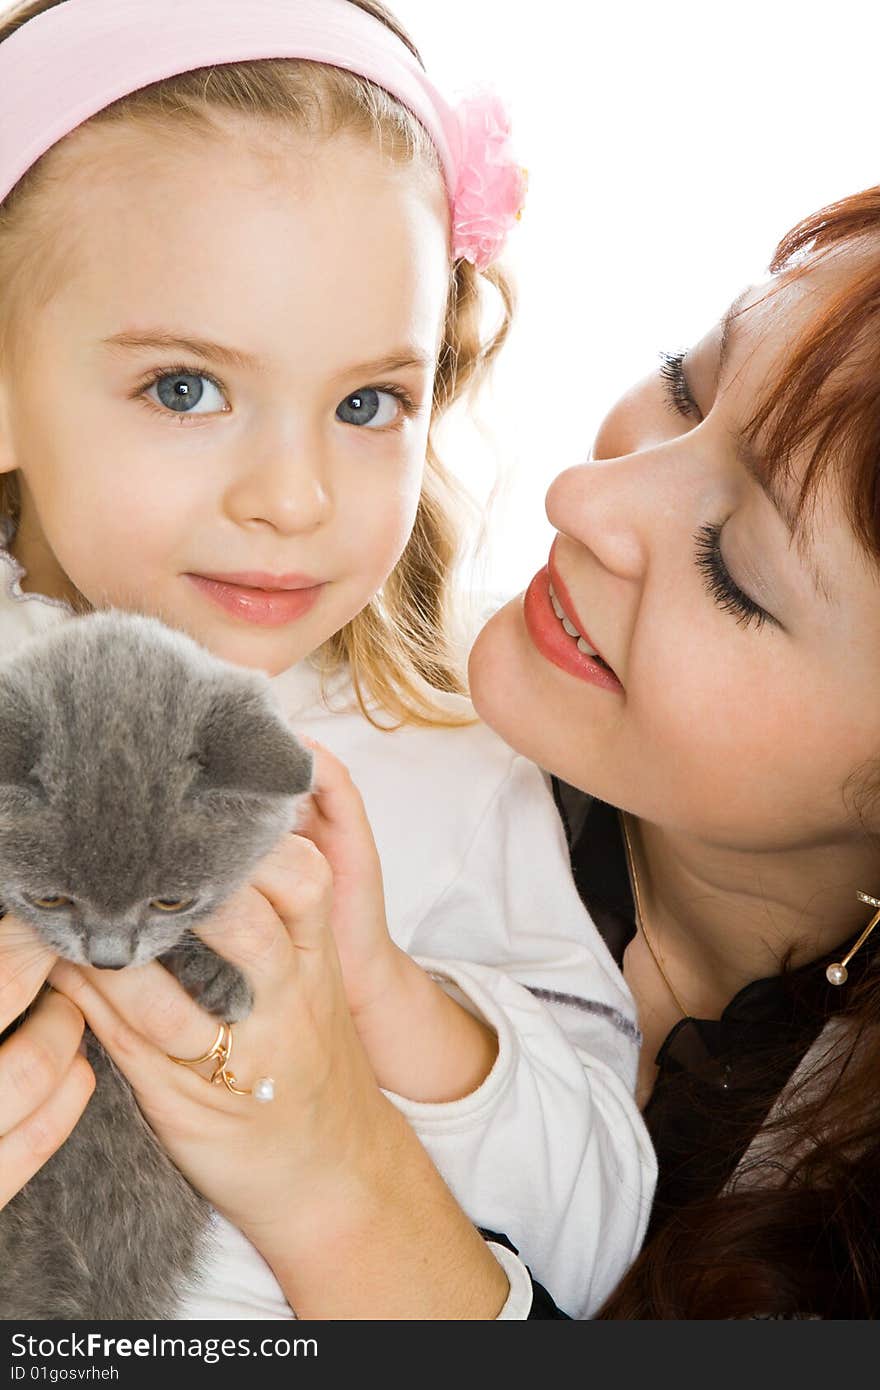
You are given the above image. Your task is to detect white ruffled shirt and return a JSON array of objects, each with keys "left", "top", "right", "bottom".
[{"left": 0, "top": 520, "right": 656, "bottom": 1320}]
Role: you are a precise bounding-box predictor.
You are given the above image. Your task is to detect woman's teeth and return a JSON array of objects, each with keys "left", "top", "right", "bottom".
[{"left": 548, "top": 582, "right": 606, "bottom": 663}]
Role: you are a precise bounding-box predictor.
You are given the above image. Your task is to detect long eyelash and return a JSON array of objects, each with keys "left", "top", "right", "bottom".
[
  {"left": 348, "top": 382, "right": 419, "bottom": 430},
  {"left": 335, "top": 382, "right": 420, "bottom": 436},
  {"left": 659, "top": 350, "right": 701, "bottom": 420},
  {"left": 132, "top": 362, "right": 229, "bottom": 423},
  {"left": 132, "top": 368, "right": 419, "bottom": 429},
  {"left": 694, "top": 522, "right": 771, "bottom": 630},
  {"left": 367, "top": 382, "right": 417, "bottom": 411}
]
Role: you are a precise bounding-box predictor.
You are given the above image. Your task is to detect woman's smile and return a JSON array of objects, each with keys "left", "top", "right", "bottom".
[{"left": 523, "top": 562, "right": 624, "bottom": 694}]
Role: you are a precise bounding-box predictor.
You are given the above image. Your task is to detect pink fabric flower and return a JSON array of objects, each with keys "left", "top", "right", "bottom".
[{"left": 450, "top": 92, "right": 528, "bottom": 272}]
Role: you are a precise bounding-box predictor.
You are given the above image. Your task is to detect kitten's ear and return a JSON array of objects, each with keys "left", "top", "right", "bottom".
[
  {"left": 191, "top": 682, "right": 313, "bottom": 798},
  {"left": 0, "top": 672, "right": 42, "bottom": 783},
  {"left": 0, "top": 672, "right": 45, "bottom": 817}
]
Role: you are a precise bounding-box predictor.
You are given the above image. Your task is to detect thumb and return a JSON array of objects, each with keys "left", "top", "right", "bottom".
[
  {"left": 249, "top": 833, "right": 336, "bottom": 956},
  {"left": 298, "top": 738, "right": 381, "bottom": 871}
]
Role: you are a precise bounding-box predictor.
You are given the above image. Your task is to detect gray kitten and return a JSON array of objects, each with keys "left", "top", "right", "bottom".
[{"left": 0, "top": 610, "right": 313, "bottom": 1320}]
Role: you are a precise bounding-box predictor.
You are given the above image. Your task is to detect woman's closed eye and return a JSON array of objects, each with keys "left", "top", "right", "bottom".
[
  {"left": 659, "top": 350, "right": 702, "bottom": 422},
  {"left": 694, "top": 523, "right": 779, "bottom": 631},
  {"left": 658, "top": 350, "right": 778, "bottom": 632}
]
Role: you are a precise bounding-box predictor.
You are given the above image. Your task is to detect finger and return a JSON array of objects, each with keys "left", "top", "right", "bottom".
[
  {"left": 296, "top": 741, "right": 383, "bottom": 885},
  {"left": 48, "top": 958, "right": 224, "bottom": 1077},
  {"left": 0, "top": 989, "right": 86, "bottom": 1137},
  {"left": 245, "top": 834, "right": 335, "bottom": 957},
  {"left": 302, "top": 740, "right": 373, "bottom": 837},
  {"left": 0, "top": 914, "right": 56, "bottom": 1033},
  {"left": 0, "top": 1053, "right": 95, "bottom": 1211},
  {"left": 197, "top": 836, "right": 334, "bottom": 967},
  {"left": 191, "top": 880, "right": 292, "bottom": 985},
  {"left": 47, "top": 963, "right": 237, "bottom": 1121}
]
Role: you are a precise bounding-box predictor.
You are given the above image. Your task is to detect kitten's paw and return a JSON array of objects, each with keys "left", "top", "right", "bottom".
[
  {"left": 196, "top": 964, "right": 254, "bottom": 1022},
  {"left": 162, "top": 947, "right": 254, "bottom": 1022}
]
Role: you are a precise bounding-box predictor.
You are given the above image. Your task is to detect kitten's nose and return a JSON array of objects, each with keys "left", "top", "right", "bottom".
[{"left": 86, "top": 939, "right": 133, "bottom": 969}]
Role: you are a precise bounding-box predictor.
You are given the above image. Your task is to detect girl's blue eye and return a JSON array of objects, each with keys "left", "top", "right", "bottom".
[
  {"left": 336, "top": 388, "right": 400, "bottom": 429},
  {"left": 147, "top": 372, "right": 227, "bottom": 415}
]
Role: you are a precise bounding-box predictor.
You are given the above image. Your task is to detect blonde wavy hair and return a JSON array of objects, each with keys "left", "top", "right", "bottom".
[{"left": 0, "top": 0, "right": 515, "bottom": 728}]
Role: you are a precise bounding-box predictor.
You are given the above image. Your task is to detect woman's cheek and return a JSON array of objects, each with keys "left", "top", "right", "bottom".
[
  {"left": 590, "top": 374, "right": 681, "bottom": 463},
  {"left": 641, "top": 653, "right": 821, "bottom": 836}
]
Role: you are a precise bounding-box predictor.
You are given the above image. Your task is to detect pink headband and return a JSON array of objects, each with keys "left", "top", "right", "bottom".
[{"left": 0, "top": 0, "right": 526, "bottom": 271}]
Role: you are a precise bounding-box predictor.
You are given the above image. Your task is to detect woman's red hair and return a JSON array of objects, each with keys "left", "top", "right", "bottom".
[{"left": 599, "top": 189, "right": 880, "bottom": 1318}]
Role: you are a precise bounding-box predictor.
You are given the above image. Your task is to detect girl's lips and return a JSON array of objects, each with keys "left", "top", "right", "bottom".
[
  {"left": 185, "top": 574, "right": 323, "bottom": 628},
  {"left": 523, "top": 566, "right": 624, "bottom": 693}
]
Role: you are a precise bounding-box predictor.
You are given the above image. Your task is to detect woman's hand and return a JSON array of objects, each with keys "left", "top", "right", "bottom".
[
  {"left": 49, "top": 834, "right": 382, "bottom": 1247},
  {"left": 48, "top": 837, "right": 509, "bottom": 1318},
  {"left": 0, "top": 916, "right": 94, "bottom": 1211}
]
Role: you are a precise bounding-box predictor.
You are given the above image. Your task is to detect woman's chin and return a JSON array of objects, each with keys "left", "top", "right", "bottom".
[
  {"left": 469, "top": 593, "right": 563, "bottom": 768},
  {"left": 469, "top": 596, "right": 522, "bottom": 714}
]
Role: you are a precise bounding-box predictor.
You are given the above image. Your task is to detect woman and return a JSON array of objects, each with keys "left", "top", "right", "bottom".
[{"left": 468, "top": 185, "right": 880, "bottom": 1317}]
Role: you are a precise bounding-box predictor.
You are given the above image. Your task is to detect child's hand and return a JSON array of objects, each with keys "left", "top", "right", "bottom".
[
  {"left": 296, "top": 741, "right": 498, "bottom": 1103},
  {"left": 293, "top": 739, "right": 404, "bottom": 1023},
  {"left": 0, "top": 917, "right": 95, "bottom": 1210}
]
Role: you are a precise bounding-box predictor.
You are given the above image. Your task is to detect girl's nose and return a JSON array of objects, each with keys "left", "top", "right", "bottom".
[{"left": 224, "top": 432, "right": 332, "bottom": 535}]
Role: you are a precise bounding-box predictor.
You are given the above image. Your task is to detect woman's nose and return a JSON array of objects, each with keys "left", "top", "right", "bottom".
[
  {"left": 545, "top": 455, "right": 653, "bottom": 581},
  {"left": 545, "top": 428, "right": 715, "bottom": 581}
]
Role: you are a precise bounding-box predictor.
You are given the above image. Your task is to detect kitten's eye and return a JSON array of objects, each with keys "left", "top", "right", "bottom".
[
  {"left": 28, "top": 895, "right": 73, "bottom": 909},
  {"left": 149, "top": 898, "right": 196, "bottom": 913}
]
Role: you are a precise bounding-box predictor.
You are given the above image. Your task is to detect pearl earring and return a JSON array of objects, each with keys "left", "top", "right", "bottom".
[{"left": 826, "top": 892, "right": 880, "bottom": 986}]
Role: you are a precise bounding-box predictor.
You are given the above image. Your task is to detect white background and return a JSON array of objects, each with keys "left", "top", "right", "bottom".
[{"left": 392, "top": 0, "right": 880, "bottom": 599}]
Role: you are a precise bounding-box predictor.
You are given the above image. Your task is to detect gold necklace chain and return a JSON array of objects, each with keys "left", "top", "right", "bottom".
[{"left": 620, "top": 812, "right": 690, "bottom": 1019}]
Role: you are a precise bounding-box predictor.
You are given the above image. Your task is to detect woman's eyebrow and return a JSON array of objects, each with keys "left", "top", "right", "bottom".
[
  {"left": 714, "top": 289, "right": 836, "bottom": 603},
  {"left": 735, "top": 430, "right": 836, "bottom": 604},
  {"left": 101, "top": 330, "right": 434, "bottom": 377},
  {"left": 717, "top": 288, "right": 754, "bottom": 381}
]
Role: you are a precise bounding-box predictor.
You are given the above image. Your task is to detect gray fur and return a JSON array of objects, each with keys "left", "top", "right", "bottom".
[{"left": 0, "top": 611, "right": 313, "bottom": 1319}]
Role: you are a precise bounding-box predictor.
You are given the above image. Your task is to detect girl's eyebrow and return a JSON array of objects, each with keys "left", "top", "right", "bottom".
[
  {"left": 101, "top": 330, "right": 434, "bottom": 377},
  {"left": 103, "top": 330, "right": 264, "bottom": 372}
]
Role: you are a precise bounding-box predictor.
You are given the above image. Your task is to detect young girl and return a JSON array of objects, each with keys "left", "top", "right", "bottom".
[{"left": 0, "top": 0, "right": 654, "bottom": 1319}]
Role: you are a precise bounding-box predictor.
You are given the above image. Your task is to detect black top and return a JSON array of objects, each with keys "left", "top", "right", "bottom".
[{"left": 551, "top": 780, "right": 877, "bottom": 1235}]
